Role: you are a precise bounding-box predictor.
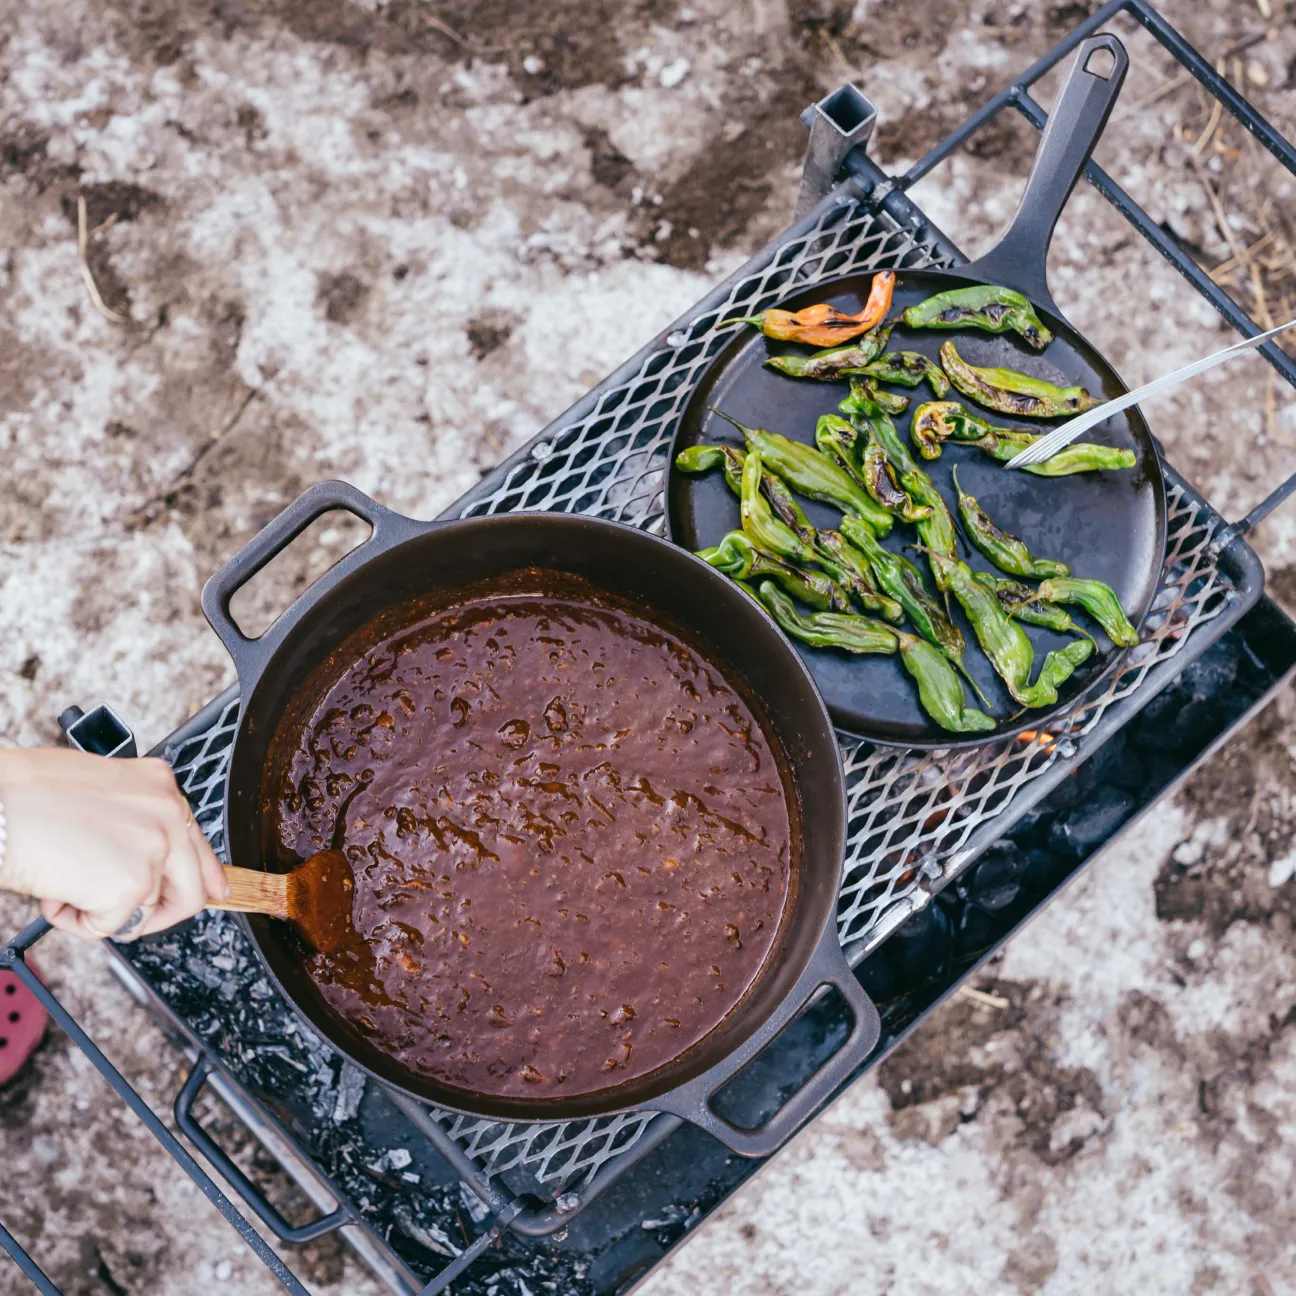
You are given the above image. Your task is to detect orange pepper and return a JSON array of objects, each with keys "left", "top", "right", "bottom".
[{"left": 730, "top": 270, "right": 896, "bottom": 347}]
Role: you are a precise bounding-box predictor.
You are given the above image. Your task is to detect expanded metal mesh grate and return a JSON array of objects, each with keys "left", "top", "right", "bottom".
[
  {"left": 161, "top": 190, "right": 1240, "bottom": 1197},
  {"left": 460, "top": 197, "right": 952, "bottom": 532},
  {"left": 835, "top": 478, "right": 1230, "bottom": 946}
]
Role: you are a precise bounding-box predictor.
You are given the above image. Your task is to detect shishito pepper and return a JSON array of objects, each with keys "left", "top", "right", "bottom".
[
  {"left": 893, "top": 627, "right": 997, "bottom": 734},
  {"left": 835, "top": 517, "right": 989, "bottom": 705},
  {"left": 764, "top": 326, "right": 893, "bottom": 380},
  {"left": 725, "top": 270, "right": 896, "bottom": 346},
  {"left": 859, "top": 351, "right": 951, "bottom": 397},
  {"left": 910, "top": 402, "right": 1136, "bottom": 474},
  {"left": 676, "top": 443, "right": 817, "bottom": 545},
  {"left": 1033, "top": 577, "right": 1140, "bottom": 648},
  {"left": 843, "top": 385, "right": 959, "bottom": 581},
  {"left": 739, "top": 450, "right": 820, "bottom": 567},
  {"left": 971, "top": 571, "right": 1097, "bottom": 647},
  {"left": 940, "top": 341, "right": 1100, "bottom": 418},
  {"left": 815, "top": 415, "right": 931, "bottom": 525},
  {"left": 698, "top": 531, "right": 852, "bottom": 613},
  {"left": 807, "top": 530, "right": 904, "bottom": 625},
  {"left": 910, "top": 401, "right": 1002, "bottom": 460},
  {"left": 925, "top": 551, "right": 1094, "bottom": 708},
  {"left": 711, "top": 409, "right": 894, "bottom": 536},
  {"left": 952, "top": 465, "right": 1070, "bottom": 580},
  {"left": 756, "top": 581, "right": 898, "bottom": 655},
  {"left": 697, "top": 440, "right": 895, "bottom": 615},
  {"left": 903, "top": 284, "right": 1054, "bottom": 351}
]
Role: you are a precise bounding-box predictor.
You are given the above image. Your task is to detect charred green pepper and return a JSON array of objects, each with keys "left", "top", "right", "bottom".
[
  {"left": 910, "top": 402, "right": 1002, "bottom": 460},
  {"left": 1033, "top": 577, "right": 1140, "bottom": 648},
  {"left": 893, "top": 628, "right": 997, "bottom": 734},
  {"left": 841, "top": 382, "right": 959, "bottom": 581},
  {"left": 940, "top": 341, "right": 1100, "bottom": 418},
  {"left": 698, "top": 531, "right": 852, "bottom": 613},
  {"left": 675, "top": 443, "right": 745, "bottom": 490},
  {"left": 815, "top": 415, "right": 931, "bottom": 525},
  {"left": 952, "top": 465, "right": 1070, "bottom": 579},
  {"left": 809, "top": 530, "right": 904, "bottom": 624},
  {"left": 909, "top": 402, "right": 1136, "bottom": 474},
  {"left": 859, "top": 351, "right": 951, "bottom": 397},
  {"left": 676, "top": 443, "right": 817, "bottom": 544},
  {"left": 973, "top": 430, "right": 1136, "bottom": 475},
  {"left": 926, "top": 551, "right": 1094, "bottom": 708},
  {"left": 903, "top": 284, "right": 1054, "bottom": 350},
  {"left": 711, "top": 409, "right": 894, "bottom": 536},
  {"left": 757, "top": 581, "right": 899, "bottom": 655},
  {"left": 764, "top": 325, "right": 893, "bottom": 380},
  {"left": 971, "top": 571, "right": 1097, "bottom": 646},
  {"left": 836, "top": 377, "right": 910, "bottom": 416},
  {"left": 739, "top": 450, "right": 820, "bottom": 567},
  {"left": 835, "top": 517, "right": 987, "bottom": 704}
]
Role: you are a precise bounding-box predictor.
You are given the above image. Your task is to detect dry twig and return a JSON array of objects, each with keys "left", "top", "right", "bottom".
[
  {"left": 77, "top": 195, "right": 127, "bottom": 324},
  {"left": 958, "top": 985, "right": 1010, "bottom": 1010}
]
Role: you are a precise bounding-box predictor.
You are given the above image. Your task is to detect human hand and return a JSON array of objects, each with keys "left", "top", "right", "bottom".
[{"left": 0, "top": 748, "right": 227, "bottom": 941}]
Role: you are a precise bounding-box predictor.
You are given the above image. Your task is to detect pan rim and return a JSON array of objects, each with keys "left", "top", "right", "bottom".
[{"left": 664, "top": 265, "right": 1169, "bottom": 752}]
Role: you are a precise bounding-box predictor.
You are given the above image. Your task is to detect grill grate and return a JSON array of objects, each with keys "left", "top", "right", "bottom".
[
  {"left": 836, "top": 477, "right": 1231, "bottom": 947},
  {"left": 460, "top": 202, "right": 952, "bottom": 532},
  {"left": 161, "top": 190, "right": 1241, "bottom": 1200}
]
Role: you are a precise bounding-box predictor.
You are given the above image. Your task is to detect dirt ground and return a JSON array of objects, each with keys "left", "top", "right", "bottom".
[{"left": 4, "top": 0, "right": 1296, "bottom": 1292}]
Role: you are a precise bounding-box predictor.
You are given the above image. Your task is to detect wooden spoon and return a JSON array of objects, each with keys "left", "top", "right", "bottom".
[{"left": 213, "top": 850, "right": 356, "bottom": 953}]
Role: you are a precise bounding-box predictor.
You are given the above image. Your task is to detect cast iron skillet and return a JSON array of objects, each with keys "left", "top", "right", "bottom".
[
  {"left": 668, "top": 34, "right": 1167, "bottom": 748},
  {"left": 202, "top": 481, "right": 880, "bottom": 1157}
]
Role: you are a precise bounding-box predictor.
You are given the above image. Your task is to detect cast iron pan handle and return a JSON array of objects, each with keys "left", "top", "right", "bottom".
[
  {"left": 201, "top": 480, "right": 416, "bottom": 685},
  {"left": 645, "top": 926, "right": 881, "bottom": 1158},
  {"left": 962, "top": 33, "right": 1128, "bottom": 313},
  {"left": 175, "top": 1054, "right": 351, "bottom": 1243}
]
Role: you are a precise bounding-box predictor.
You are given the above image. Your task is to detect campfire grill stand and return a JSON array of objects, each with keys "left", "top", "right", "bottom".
[{"left": 5, "top": 2, "right": 1296, "bottom": 1292}]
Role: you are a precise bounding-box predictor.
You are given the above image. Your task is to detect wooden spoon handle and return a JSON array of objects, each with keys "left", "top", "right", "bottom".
[{"left": 212, "top": 866, "right": 292, "bottom": 919}]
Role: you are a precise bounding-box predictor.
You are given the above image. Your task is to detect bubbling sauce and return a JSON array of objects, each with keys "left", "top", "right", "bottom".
[{"left": 272, "top": 588, "right": 795, "bottom": 1099}]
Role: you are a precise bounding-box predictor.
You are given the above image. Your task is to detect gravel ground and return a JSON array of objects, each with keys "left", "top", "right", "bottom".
[{"left": 3, "top": 0, "right": 1296, "bottom": 1292}]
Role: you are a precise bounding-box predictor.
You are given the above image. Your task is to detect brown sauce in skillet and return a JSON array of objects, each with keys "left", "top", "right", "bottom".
[{"left": 271, "top": 581, "right": 795, "bottom": 1099}]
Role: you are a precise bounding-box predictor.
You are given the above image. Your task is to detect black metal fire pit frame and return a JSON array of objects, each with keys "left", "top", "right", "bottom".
[{"left": 5, "top": 2, "right": 1296, "bottom": 1292}]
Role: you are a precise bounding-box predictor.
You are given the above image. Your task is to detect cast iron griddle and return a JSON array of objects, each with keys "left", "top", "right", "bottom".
[{"left": 666, "top": 268, "right": 1164, "bottom": 746}]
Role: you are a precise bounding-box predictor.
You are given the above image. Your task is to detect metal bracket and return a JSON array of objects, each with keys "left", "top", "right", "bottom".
[
  {"left": 58, "top": 704, "right": 137, "bottom": 758},
  {"left": 796, "top": 83, "right": 877, "bottom": 220}
]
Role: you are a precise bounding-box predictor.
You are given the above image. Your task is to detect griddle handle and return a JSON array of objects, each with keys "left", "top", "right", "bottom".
[
  {"left": 963, "top": 33, "right": 1128, "bottom": 312},
  {"left": 646, "top": 930, "right": 881, "bottom": 1158},
  {"left": 201, "top": 480, "right": 416, "bottom": 684},
  {"left": 175, "top": 1055, "right": 351, "bottom": 1243}
]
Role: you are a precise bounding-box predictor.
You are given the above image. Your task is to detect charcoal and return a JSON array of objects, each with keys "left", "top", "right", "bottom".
[
  {"left": 332, "top": 1062, "right": 366, "bottom": 1123},
  {"left": 1043, "top": 756, "right": 1098, "bottom": 810},
  {"left": 1082, "top": 729, "right": 1127, "bottom": 788},
  {"left": 1047, "top": 787, "right": 1135, "bottom": 858},
  {"left": 1177, "top": 638, "right": 1239, "bottom": 698},
  {"left": 1006, "top": 800, "right": 1055, "bottom": 849},
  {"left": 890, "top": 903, "right": 953, "bottom": 984},
  {"left": 1022, "top": 847, "right": 1067, "bottom": 894},
  {"left": 968, "top": 842, "right": 1027, "bottom": 911},
  {"left": 955, "top": 904, "right": 1007, "bottom": 955}
]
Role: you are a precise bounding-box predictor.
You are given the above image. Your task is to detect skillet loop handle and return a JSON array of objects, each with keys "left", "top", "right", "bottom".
[
  {"left": 201, "top": 480, "right": 402, "bottom": 684},
  {"left": 647, "top": 931, "right": 881, "bottom": 1158},
  {"left": 964, "top": 33, "right": 1128, "bottom": 311}
]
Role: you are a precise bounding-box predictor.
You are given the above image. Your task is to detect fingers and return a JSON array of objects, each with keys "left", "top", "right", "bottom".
[
  {"left": 124, "top": 791, "right": 211, "bottom": 941},
  {"left": 191, "top": 818, "right": 228, "bottom": 904},
  {"left": 41, "top": 898, "right": 103, "bottom": 942}
]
